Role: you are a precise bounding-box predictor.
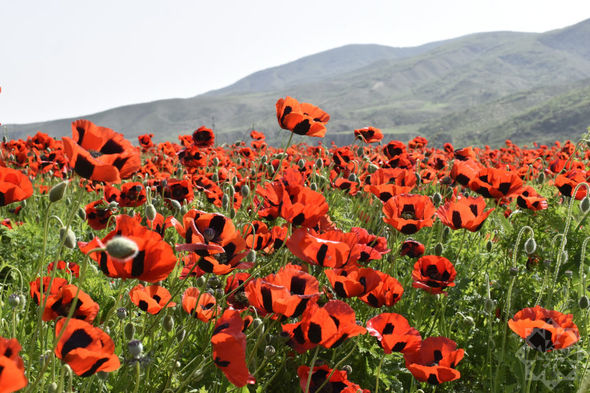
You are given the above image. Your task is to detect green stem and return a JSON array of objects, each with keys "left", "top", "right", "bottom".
[
  {"left": 305, "top": 346, "right": 321, "bottom": 393},
  {"left": 375, "top": 355, "right": 385, "bottom": 393}
]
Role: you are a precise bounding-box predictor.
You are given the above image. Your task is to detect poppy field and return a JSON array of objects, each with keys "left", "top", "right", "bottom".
[{"left": 0, "top": 96, "right": 588, "bottom": 392}]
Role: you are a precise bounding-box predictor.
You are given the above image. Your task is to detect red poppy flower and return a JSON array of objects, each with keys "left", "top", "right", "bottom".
[
  {"left": 0, "top": 166, "right": 33, "bottom": 208},
  {"left": 515, "top": 186, "right": 548, "bottom": 211},
  {"left": 350, "top": 226, "right": 390, "bottom": 263},
  {"left": 54, "top": 318, "right": 120, "bottom": 377},
  {"left": 354, "top": 126, "right": 383, "bottom": 143},
  {"left": 412, "top": 256, "right": 457, "bottom": 295},
  {"left": 211, "top": 309, "right": 255, "bottom": 387},
  {"left": 104, "top": 182, "right": 147, "bottom": 207},
  {"left": 436, "top": 194, "right": 494, "bottom": 232},
  {"left": 129, "top": 284, "right": 176, "bottom": 314},
  {"left": 42, "top": 284, "right": 100, "bottom": 323},
  {"left": 47, "top": 261, "right": 80, "bottom": 278},
  {"left": 286, "top": 228, "right": 353, "bottom": 268},
  {"left": 282, "top": 300, "right": 366, "bottom": 353},
  {"left": 192, "top": 126, "right": 215, "bottom": 147},
  {"left": 408, "top": 136, "right": 428, "bottom": 149},
  {"left": 324, "top": 266, "right": 380, "bottom": 298},
  {"left": 404, "top": 336, "right": 464, "bottom": 385},
  {"left": 181, "top": 287, "right": 218, "bottom": 322},
  {"left": 449, "top": 159, "right": 483, "bottom": 186},
  {"left": 508, "top": 306, "right": 580, "bottom": 352},
  {"left": 359, "top": 270, "right": 404, "bottom": 308},
  {"left": 137, "top": 133, "right": 154, "bottom": 150},
  {"left": 245, "top": 264, "right": 320, "bottom": 318},
  {"left": 400, "top": 239, "right": 425, "bottom": 258},
  {"left": 85, "top": 200, "right": 115, "bottom": 230},
  {"left": 250, "top": 130, "right": 265, "bottom": 140},
  {"left": 80, "top": 215, "right": 177, "bottom": 283},
  {"left": 468, "top": 167, "right": 523, "bottom": 199},
  {"left": 62, "top": 119, "right": 141, "bottom": 183},
  {"left": 383, "top": 194, "right": 436, "bottom": 235},
  {"left": 276, "top": 96, "right": 330, "bottom": 137},
  {"left": 555, "top": 169, "right": 589, "bottom": 200},
  {"left": 225, "top": 272, "right": 251, "bottom": 310},
  {"left": 367, "top": 313, "right": 422, "bottom": 354},
  {"left": 29, "top": 276, "right": 68, "bottom": 306},
  {"left": 0, "top": 337, "right": 27, "bottom": 392},
  {"left": 297, "top": 365, "right": 369, "bottom": 393}
]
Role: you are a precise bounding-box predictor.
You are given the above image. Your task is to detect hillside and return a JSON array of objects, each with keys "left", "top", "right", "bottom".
[{"left": 4, "top": 18, "right": 590, "bottom": 147}]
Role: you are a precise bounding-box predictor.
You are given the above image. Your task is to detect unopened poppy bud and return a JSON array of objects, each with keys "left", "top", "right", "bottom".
[
  {"left": 240, "top": 184, "right": 250, "bottom": 198},
  {"left": 442, "top": 226, "right": 451, "bottom": 243},
  {"left": 264, "top": 345, "right": 276, "bottom": 357},
  {"left": 297, "top": 159, "right": 305, "bottom": 169},
  {"left": 108, "top": 201, "right": 119, "bottom": 210},
  {"left": 315, "top": 158, "right": 323, "bottom": 169},
  {"left": 106, "top": 236, "right": 139, "bottom": 261},
  {"left": 168, "top": 199, "right": 181, "bottom": 212},
  {"left": 8, "top": 293, "right": 20, "bottom": 308},
  {"left": 486, "top": 240, "right": 493, "bottom": 252},
  {"left": 536, "top": 172, "right": 545, "bottom": 184},
  {"left": 212, "top": 157, "right": 220, "bottom": 166},
  {"left": 432, "top": 192, "right": 442, "bottom": 206},
  {"left": 510, "top": 267, "right": 519, "bottom": 276},
  {"left": 211, "top": 173, "right": 219, "bottom": 182},
  {"left": 561, "top": 250, "right": 568, "bottom": 264},
  {"left": 579, "top": 296, "right": 590, "bottom": 309},
  {"left": 48, "top": 382, "right": 58, "bottom": 393},
  {"left": 524, "top": 237, "right": 536, "bottom": 255},
  {"left": 484, "top": 298, "right": 496, "bottom": 313},
  {"left": 207, "top": 276, "right": 221, "bottom": 289},
  {"left": 176, "top": 328, "right": 186, "bottom": 342},
  {"left": 65, "top": 197, "right": 71, "bottom": 206},
  {"left": 49, "top": 181, "right": 69, "bottom": 203},
  {"left": 59, "top": 227, "right": 76, "bottom": 249},
  {"left": 77, "top": 207, "right": 86, "bottom": 220},
  {"left": 347, "top": 173, "right": 358, "bottom": 182},
  {"left": 231, "top": 176, "right": 238, "bottom": 186},
  {"left": 145, "top": 204, "right": 157, "bottom": 221},
  {"left": 260, "top": 155, "right": 268, "bottom": 164},
  {"left": 222, "top": 194, "right": 230, "bottom": 209},
  {"left": 18, "top": 294, "right": 26, "bottom": 309},
  {"left": 581, "top": 197, "right": 590, "bottom": 214},
  {"left": 124, "top": 323, "right": 135, "bottom": 340},
  {"left": 434, "top": 242, "right": 444, "bottom": 256},
  {"left": 415, "top": 173, "right": 421, "bottom": 186},
  {"left": 462, "top": 315, "right": 475, "bottom": 328},
  {"left": 246, "top": 250, "right": 256, "bottom": 263},
  {"left": 192, "top": 368, "right": 204, "bottom": 382},
  {"left": 310, "top": 182, "right": 318, "bottom": 191},
  {"left": 367, "top": 164, "right": 378, "bottom": 174},
  {"left": 356, "top": 147, "right": 364, "bottom": 157},
  {"left": 128, "top": 340, "right": 143, "bottom": 358},
  {"left": 196, "top": 276, "right": 206, "bottom": 287},
  {"left": 116, "top": 307, "right": 128, "bottom": 320},
  {"left": 230, "top": 208, "right": 236, "bottom": 219},
  {"left": 251, "top": 318, "right": 263, "bottom": 330},
  {"left": 342, "top": 365, "right": 353, "bottom": 374}
]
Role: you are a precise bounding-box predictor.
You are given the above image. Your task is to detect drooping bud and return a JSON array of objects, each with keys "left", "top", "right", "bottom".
[
  {"left": 432, "top": 192, "right": 442, "bottom": 206},
  {"left": 145, "top": 204, "right": 157, "bottom": 221},
  {"left": 176, "top": 328, "right": 186, "bottom": 343},
  {"left": 484, "top": 298, "right": 496, "bottom": 313},
  {"left": 579, "top": 296, "right": 590, "bottom": 309},
  {"left": 434, "top": 242, "right": 444, "bottom": 256},
  {"left": 246, "top": 250, "right": 256, "bottom": 263},
  {"left": 127, "top": 340, "right": 143, "bottom": 358},
  {"left": 163, "top": 315, "right": 175, "bottom": 332},
  {"left": 310, "top": 182, "right": 318, "bottom": 191},
  {"left": 59, "top": 227, "right": 76, "bottom": 249},
  {"left": 8, "top": 293, "right": 20, "bottom": 308},
  {"left": 524, "top": 237, "right": 536, "bottom": 255},
  {"left": 342, "top": 365, "right": 353, "bottom": 374},
  {"left": 264, "top": 345, "right": 276, "bottom": 357},
  {"left": 168, "top": 199, "right": 181, "bottom": 212},
  {"left": 116, "top": 307, "right": 128, "bottom": 320},
  {"left": 536, "top": 172, "right": 546, "bottom": 184},
  {"left": 486, "top": 240, "right": 493, "bottom": 252},
  {"left": 212, "top": 157, "right": 220, "bottom": 167},
  {"left": 367, "top": 164, "right": 378, "bottom": 174},
  {"left": 297, "top": 159, "right": 305, "bottom": 169},
  {"left": 49, "top": 181, "right": 69, "bottom": 203},
  {"left": 240, "top": 185, "right": 250, "bottom": 198},
  {"left": 581, "top": 197, "right": 590, "bottom": 214},
  {"left": 77, "top": 207, "right": 86, "bottom": 220},
  {"left": 106, "top": 236, "right": 139, "bottom": 261},
  {"left": 124, "top": 323, "right": 135, "bottom": 340},
  {"left": 347, "top": 173, "right": 358, "bottom": 182},
  {"left": 315, "top": 158, "right": 323, "bottom": 169}
]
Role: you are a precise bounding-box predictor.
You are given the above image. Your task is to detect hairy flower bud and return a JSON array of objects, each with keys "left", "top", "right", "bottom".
[
  {"left": 128, "top": 340, "right": 143, "bottom": 358},
  {"left": 145, "top": 204, "right": 157, "bottom": 221},
  {"left": 49, "top": 181, "right": 69, "bottom": 203},
  {"left": 524, "top": 237, "right": 536, "bottom": 255},
  {"left": 59, "top": 227, "right": 76, "bottom": 249},
  {"left": 124, "top": 323, "right": 135, "bottom": 340},
  {"left": 106, "top": 236, "right": 139, "bottom": 261}
]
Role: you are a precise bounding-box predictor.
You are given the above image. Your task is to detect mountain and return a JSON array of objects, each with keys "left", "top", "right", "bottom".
[{"left": 4, "top": 18, "right": 590, "bottom": 147}]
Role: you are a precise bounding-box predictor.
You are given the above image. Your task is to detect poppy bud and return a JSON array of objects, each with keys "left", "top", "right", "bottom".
[
  {"left": 222, "top": 194, "right": 230, "bottom": 209},
  {"left": 342, "top": 365, "right": 353, "bottom": 374},
  {"left": 524, "top": 237, "right": 536, "bottom": 255},
  {"left": 230, "top": 208, "right": 236, "bottom": 219},
  {"left": 8, "top": 293, "right": 20, "bottom": 308},
  {"left": 49, "top": 181, "right": 69, "bottom": 203},
  {"left": 434, "top": 242, "right": 444, "bottom": 256},
  {"left": 163, "top": 315, "right": 174, "bottom": 332},
  {"left": 432, "top": 192, "right": 442, "bottom": 206},
  {"left": 145, "top": 204, "right": 157, "bottom": 221},
  {"left": 192, "top": 368, "right": 204, "bottom": 382},
  {"left": 241, "top": 184, "right": 250, "bottom": 198},
  {"left": 536, "top": 172, "right": 545, "bottom": 184},
  {"left": 260, "top": 155, "right": 268, "bottom": 164},
  {"left": 310, "top": 182, "right": 318, "bottom": 191},
  {"left": 315, "top": 158, "right": 323, "bottom": 169},
  {"left": 579, "top": 296, "right": 590, "bottom": 309},
  {"left": 264, "top": 345, "right": 276, "bottom": 357},
  {"left": 180, "top": 205, "right": 189, "bottom": 215},
  {"left": 251, "top": 318, "right": 263, "bottom": 330},
  {"left": 108, "top": 201, "right": 119, "bottom": 210},
  {"left": 510, "top": 267, "right": 519, "bottom": 276},
  {"left": 442, "top": 226, "right": 451, "bottom": 243},
  {"left": 168, "top": 199, "right": 181, "bottom": 212},
  {"left": 415, "top": 173, "right": 422, "bottom": 186},
  {"left": 116, "top": 307, "right": 128, "bottom": 320},
  {"left": 176, "top": 328, "right": 186, "bottom": 343},
  {"left": 124, "top": 323, "right": 135, "bottom": 340},
  {"left": 246, "top": 250, "right": 256, "bottom": 263},
  {"left": 211, "top": 173, "right": 219, "bottom": 182},
  {"left": 18, "top": 294, "right": 26, "bottom": 309},
  {"left": 207, "top": 276, "right": 221, "bottom": 289},
  {"left": 196, "top": 276, "right": 206, "bottom": 288},
  {"left": 128, "top": 340, "right": 143, "bottom": 358},
  {"left": 212, "top": 157, "right": 220, "bottom": 166},
  {"left": 59, "top": 227, "right": 76, "bottom": 249},
  {"left": 561, "top": 250, "right": 568, "bottom": 264},
  {"left": 484, "top": 298, "right": 496, "bottom": 313},
  {"left": 106, "top": 236, "right": 139, "bottom": 261},
  {"left": 77, "top": 207, "right": 86, "bottom": 220},
  {"left": 65, "top": 197, "right": 71, "bottom": 206},
  {"left": 368, "top": 164, "right": 378, "bottom": 174},
  {"left": 581, "top": 197, "right": 590, "bottom": 214},
  {"left": 462, "top": 315, "right": 475, "bottom": 328},
  {"left": 348, "top": 173, "right": 358, "bottom": 182},
  {"left": 485, "top": 240, "right": 493, "bottom": 252}
]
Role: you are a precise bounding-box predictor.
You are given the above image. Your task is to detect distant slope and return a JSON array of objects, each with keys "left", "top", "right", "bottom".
[{"left": 5, "top": 18, "right": 590, "bottom": 147}]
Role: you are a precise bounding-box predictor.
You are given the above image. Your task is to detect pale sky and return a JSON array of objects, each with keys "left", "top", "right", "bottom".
[{"left": 1, "top": 0, "right": 590, "bottom": 124}]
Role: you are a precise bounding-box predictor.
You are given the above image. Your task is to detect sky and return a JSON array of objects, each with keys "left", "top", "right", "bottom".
[{"left": 1, "top": 0, "right": 590, "bottom": 125}]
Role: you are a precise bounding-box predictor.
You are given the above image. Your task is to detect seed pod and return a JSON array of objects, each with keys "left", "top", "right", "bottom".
[
  {"left": 145, "top": 204, "right": 157, "bottom": 221},
  {"left": 163, "top": 315, "right": 174, "bottom": 332},
  {"left": 124, "top": 323, "right": 135, "bottom": 340},
  {"left": 434, "top": 242, "right": 444, "bottom": 256},
  {"left": 106, "top": 236, "right": 139, "bottom": 261},
  {"left": 59, "top": 227, "right": 76, "bottom": 249},
  {"left": 524, "top": 237, "right": 536, "bottom": 255},
  {"left": 49, "top": 181, "right": 69, "bottom": 203}
]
